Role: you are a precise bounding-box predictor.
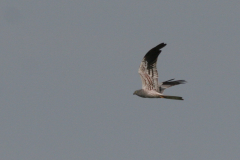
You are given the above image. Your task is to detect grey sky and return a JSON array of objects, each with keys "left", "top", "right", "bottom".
[{"left": 0, "top": 1, "right": 239, "bottom": 160}]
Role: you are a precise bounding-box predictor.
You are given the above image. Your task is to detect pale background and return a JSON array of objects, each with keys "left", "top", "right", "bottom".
[{"left": 0, "top": 1, "right": 239, "bottom": 160}]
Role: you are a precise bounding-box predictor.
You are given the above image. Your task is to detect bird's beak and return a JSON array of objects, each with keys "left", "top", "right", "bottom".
[{"left": 133, "top": 91, "right": 136, "bottom": 95}]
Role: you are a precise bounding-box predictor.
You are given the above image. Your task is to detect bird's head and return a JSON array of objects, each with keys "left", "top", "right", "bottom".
[
  {"left": 133, "top": 90, "right": 137, "bottom": 95},
  {"left": 133, "top": 90, "right": 141, "bottom": 96}
]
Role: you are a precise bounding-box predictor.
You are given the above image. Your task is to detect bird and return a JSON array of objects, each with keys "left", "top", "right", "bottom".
[{"left": 133, "top": 43, "right": 186, "bottom": 100}]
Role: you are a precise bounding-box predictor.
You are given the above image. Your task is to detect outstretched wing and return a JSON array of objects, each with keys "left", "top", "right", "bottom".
[
  {"left": 158, "top": 79, "right": 187, "bottom": 93},
  {"left": 138, "top": 43, "right": 167, "bottom": 91}
]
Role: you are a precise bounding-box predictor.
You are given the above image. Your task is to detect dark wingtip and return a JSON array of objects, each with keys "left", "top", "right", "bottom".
[
  {"left": 143, "top": 43, "right": 167, "bottom": 67},
  {"left": 155, "top": 43, "right": 167, "bottom": 49},
  {"left": 162, "top": 79, "right": 187, "bottom": 86},
  {"left": 178, "top": 80, "right": 187, "bottom": 84}
]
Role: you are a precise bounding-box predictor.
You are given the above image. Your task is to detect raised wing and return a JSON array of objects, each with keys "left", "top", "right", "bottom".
[{"left": 138, "top": 43, "right": 167, "bottom": 91}]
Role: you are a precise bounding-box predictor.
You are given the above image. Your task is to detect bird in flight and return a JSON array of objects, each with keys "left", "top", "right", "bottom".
[{"left": 133, "top": 43, "right": 186, "bottom": 100}]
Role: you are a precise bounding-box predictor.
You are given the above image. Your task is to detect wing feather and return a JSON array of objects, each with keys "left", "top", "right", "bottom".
[
  {"left": 138, "top": 43, "right": 167, "bottom": 91},
  {"left": 158, "top": 79, "right": 187, "bottom": 93}
]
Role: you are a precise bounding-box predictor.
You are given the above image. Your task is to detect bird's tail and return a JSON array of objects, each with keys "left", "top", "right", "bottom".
[{"left": 160, "top": 95, "right": 184, "bottom": 100}]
